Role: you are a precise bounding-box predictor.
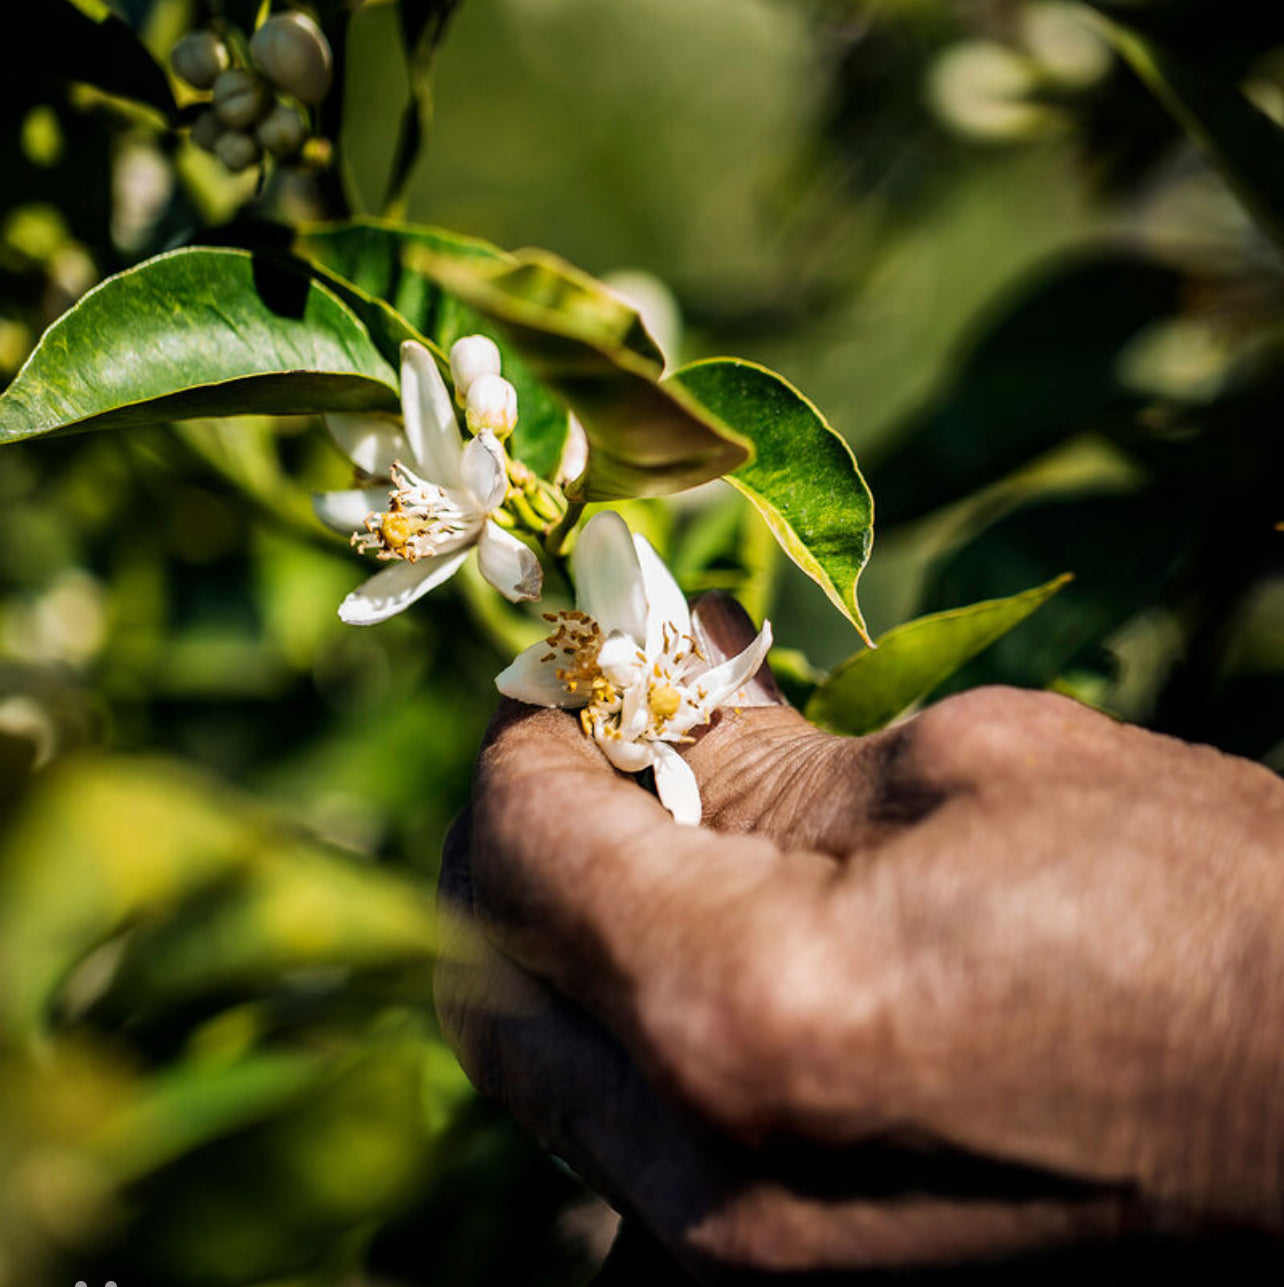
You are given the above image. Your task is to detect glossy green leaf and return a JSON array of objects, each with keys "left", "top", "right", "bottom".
[
  {"left": 298, "top": 220, "right": 572, "bottom": 477},
  {"left": 7, "top": 0, "right": 176, "bottom": 119},
  {"left": 670, "top": 358, "right": 874, "bottom": 641},
  {"left": 0, "top": 248, "right": 400, "bottom": 445},
  {"left": 414, "top": 246, "right": 751, "bottom": 499},
  {"left": 807, "top": 575, "right": 1072, "bottom": 735},
  {"left": 1090, "top": 7, "right": 1284, "bottom": 253}
]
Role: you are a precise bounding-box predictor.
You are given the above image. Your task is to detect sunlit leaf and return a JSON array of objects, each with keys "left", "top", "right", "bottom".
[
  {"left": 671, "top": 358, "right": 873, "bottom": 640},
  {"left": 807, "top": 575, "right": 1071, "bottom": 735},
  {"left": 0, "top": 248, "right": 400, "bottom": 444},
  {"left": 0, "top": 757, "right": 256, "bottom": 1036},
  {"left": 102, "top": 839, "right": 437, "bottom": 1016},
  {"left": 6, "top": 0, "right": 175, "bottom": 120}
]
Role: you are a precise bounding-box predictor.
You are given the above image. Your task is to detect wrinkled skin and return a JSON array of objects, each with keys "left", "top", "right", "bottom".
[{"left": 436, "top": 594, "right": 1284, "bottom": 1283}]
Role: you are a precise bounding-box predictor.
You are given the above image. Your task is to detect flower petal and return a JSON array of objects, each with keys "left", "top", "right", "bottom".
[
  {"left": 338, "top": 548, "right": 469, "bottom": 626},
  {"left": 495, "top": 642, "right": 584, "bottom": 708},
  {"left": 600, "top": 735, "right": 655, "bottom": 774},
  {"left": 311, "top": 485, "right": 390, "bottom": 536},
  {"left": 698, "top": 621, "right": 774, "bottom": 709},
  {"left": 477, "top": 522, "right": 543, "bottom": 603},
  {"left": 573, "top": 512, "right": 648, "bottom": 644},
  {"left": 632, "top": 531, "right": 691, "bottom": 652},
  {"left": 324, "top": 413, "right": 403, "bottom": 479},
  {"left": 401, "top": 341, "right": 464, "bottom": 488},
  {"left": 597, "top": 631, "right": 645, "bottom": 689},
  {"left": 652, "top": 742, "right": 702, "bottom": 825},
  {"left": 461, "top": 431, "right": 508, "bottom": 513}
]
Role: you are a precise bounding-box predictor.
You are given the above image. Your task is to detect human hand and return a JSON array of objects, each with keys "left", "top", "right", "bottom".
[{"left": 436, "top": 593, "right": 1284, "bottom": 1281}]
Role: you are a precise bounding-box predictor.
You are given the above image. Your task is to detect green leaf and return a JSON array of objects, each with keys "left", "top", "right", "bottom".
[
  {"left": 807, "top": 575, "right": 1072, "bottom": 736},
  {"left": 0, "top": 248, "right": 400, "bottom": 445},
  {"left": 670, "top": 358, "right": 874, "bottom": 641},
  {"left": 413, "top": 246, "right": 751, "bottom": 499},
  {"left": 1090, "top": 8, "right": 1284, "bottom": 254},
  {"left": 298, "top": 220, "right": 572, "bottom": 477},
  {"left": 96, "top": 1053, "right": 326, "bottom": 1184},
  {"left": 100, "top": 839, "right": 437, "bottom": 1017},
  {"left": 6, "top": 0, "right": 176, "bottom": 120}
]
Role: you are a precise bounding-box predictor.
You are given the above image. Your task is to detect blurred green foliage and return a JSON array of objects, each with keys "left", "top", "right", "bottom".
[{"left": 2, "top": 0, "right": 1283, "bottom": 1283}]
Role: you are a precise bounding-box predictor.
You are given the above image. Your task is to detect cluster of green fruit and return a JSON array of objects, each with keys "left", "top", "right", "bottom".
[{"left": 171, "top": 10, "right": 333, "bottom": 173}]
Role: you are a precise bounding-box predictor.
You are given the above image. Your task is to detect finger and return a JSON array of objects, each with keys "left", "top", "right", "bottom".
[
  {"left": 442, "top": 921, "right": 1147, "bottom": 1283},
  {"left": 468, "top": 701, "right": 829, "bottom": 1022}
]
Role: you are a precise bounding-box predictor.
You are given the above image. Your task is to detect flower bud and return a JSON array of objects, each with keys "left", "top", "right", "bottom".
[
  {"left": 250, "top": 12, "right": 333, "bottom": 105},
  {"left": 189, "top": 108, "right": 224, "bottom": 154},
  {"left": 465, "top": 374, "right": 518, "bottom": 440},
  {"left": 449, "top": 334, "right": 501, "bottom": 404},
  {"left": 256, "top": 103, "right": 307, "bottom": 159},
  {"left": 214, "top": 131, "right": 262, "bottom": 173},
  {"left": 170, "top": 31, "right": 230, "bottom": 91},
  {"left": 212, "top": 69, "right": 272, "bottom": 131}
]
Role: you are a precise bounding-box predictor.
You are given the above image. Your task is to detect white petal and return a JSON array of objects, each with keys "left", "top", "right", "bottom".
[
  {"left": 324, "top": 413, "right": 403, "bottom": 479},
  {"left": 618, "top": 679, "right": 649, "bottom": 741},
  {"left": 461, "top": 431, "right": 508, "bottom": 513},
  {"left": 652, "top": 743, "right": 702, "bottom": 826},
  {"left": 495, "top": 641, "right": 584, "bottom": 708},
  {"left": 311, "top": 486, "right": 391, "bottom": 536},
  {"left": 597, "top": 631, "right": 645, "bottom": 689},
  {"left": 338, "top": 549, "right": 469, "bottom": 626},
  {"left": 573, "top": 512, "right": 648, "bottom": 644},
  {"left": 600, "top": 735, "right": 655, "bottom": 774},
  {"left": 401, "top": 341, "right": 464, "bottom": 488},
  {"left": 632, "top": 532, "right": 691, "bottom": 652},
  {"left": 676, "top": 621, "right": 774, "bottom": 730},
  {"left": 477, "top": 522, "right": 543, "bottom": 603}
]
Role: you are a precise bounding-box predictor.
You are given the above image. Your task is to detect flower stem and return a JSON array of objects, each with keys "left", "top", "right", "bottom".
[{"left": 544, "top": 499, "right": 585, "bottom": 559}]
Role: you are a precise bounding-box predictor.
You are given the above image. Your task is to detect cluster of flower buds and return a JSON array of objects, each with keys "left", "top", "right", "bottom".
[
  {"left": 448, "top": 335, "right": 520, "bottom": 441},
  {"left": 171, "top": 9, "right": 333, "bottom": 173}
]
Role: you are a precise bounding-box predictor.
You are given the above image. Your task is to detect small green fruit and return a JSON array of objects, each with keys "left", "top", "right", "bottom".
[
  {"left": 190, "top": 109, "right": 224, "bottom": 154},
  {"left": 250, "top": 12, "right": 333, "bottom": 105},
  {"left": 170, "top": 31, "right": 230, "bottom": 90},
  {"left": 215, "top": 131, "right": 262, "bottom": 173},
  {"left": 212, "top": 70, "right": 272, "bottom": 131},
  {"left": 256, "top": 104, "right": 308, "bottom": 160}
]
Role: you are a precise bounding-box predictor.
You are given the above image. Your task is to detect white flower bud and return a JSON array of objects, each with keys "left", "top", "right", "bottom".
[
  {"left": 556, "top": 414, "right": 589, "bottom": 486},
  {"left": 250, "top": 12, "right": 333, "bottom": 105},
  {"left": 256, "top": 103, "right": 307, "bottom": 159},
  {"left": 215, "top": 131, "right": 262, "bottom": 173},
  {"left": 170, "top": 31, "right": 230, "bottom": 91},
  {"left": 212, "top": 69, "right": 272, "bottom": 131},
  {"left": 449, "top": 334, "right": 502, "bottom": 405},
  {"left": 465, "top": 374, "right": 518, "bottom": 440}
]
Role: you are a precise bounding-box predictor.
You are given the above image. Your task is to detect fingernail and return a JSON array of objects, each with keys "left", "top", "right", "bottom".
[{"left": 691, "top": 591, "right": 785, "bottom": 707}]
